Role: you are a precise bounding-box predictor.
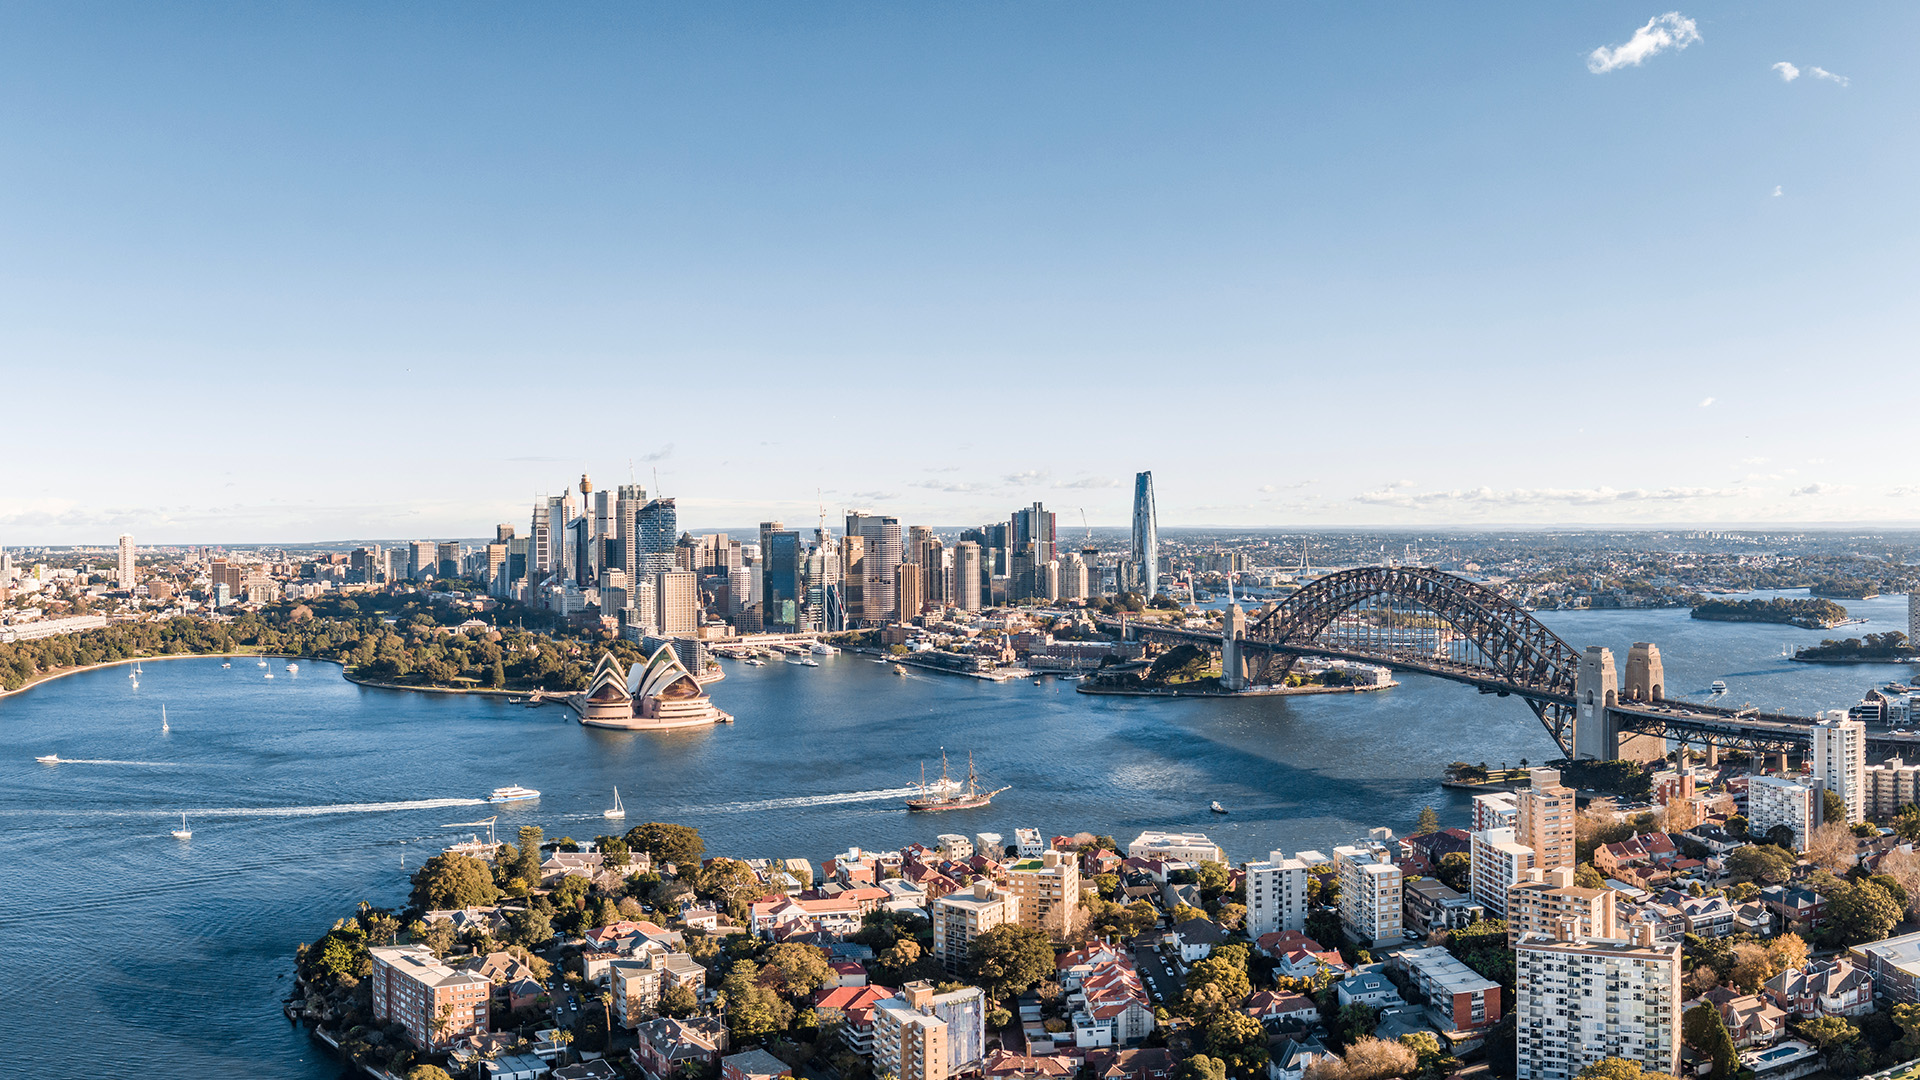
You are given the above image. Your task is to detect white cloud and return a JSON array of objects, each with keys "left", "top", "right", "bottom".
[
  {"left": 1772, "top": 186, "right": 1783, "bottom": 197},
  {"left": 1772, "top": 61, "right": 1800, "bottom": 82},
  {"left": 1789, "top": 483, "right": 1843, "bottom": 497},
  {"left": 1740, "top": 457, "right": 1770, "bottom": 465},
  {"left": 1888, "top": 486, "right": 1919, "bottom": 498},
  {"left": 1699, "top": 396, "right": 1715, "bottom": 408},
  {"left": 1002, "top": 470, "right": 1048, "bottom": 486},
  {"left": 1588, "top": 13, "right": 1702, "bottom": 74},
  {"left": 912, "top": 480, "right": 989, "bottom": 494},
  {"left": 1810, "top": 66, "right": 1850, "bottom": 87},
  {"left": 1054, "top": 476, "right": 1120, "bottom": 490}
]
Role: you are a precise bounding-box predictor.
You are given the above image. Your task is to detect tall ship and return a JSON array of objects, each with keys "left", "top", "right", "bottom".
[{"left": 905, "top": 750, "right": 1008, "bottom": 812}]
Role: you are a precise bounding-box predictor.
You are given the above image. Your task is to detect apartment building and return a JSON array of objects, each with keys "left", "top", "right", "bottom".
[
  {"left": 609, "top": 952, "right": 708, "bottom": 1028},
  {"left": 1471, "top": 791, "right": 1519, "bottom": 832},
  {"left": 1245, "top": 851, "right": 1312, "bottom": 938},
  {"left": 1506, "top": 867, "right": 1617, "bottom": 946},
  {"left": 932, "top": 881, "right": 1020, "bottom": 972},
  {"left": 1514, "top": 926, "right": 1681, "bottom": 1080},
  {"left": 1865, "top": 759, "right": 1920, "bottom": 820},
  {"left": 1469, "top": 827, "right": 1535, "bottom": 917},
  {"left": 369, "top": 944, "right": 492, "bottom": 1050},
  {"left": 1517, "top": 769, "right": 1576, "bottom": 870},
  {"left": 1392, "top": 946, "right": 1503, "bottom": 1032},
  {"left": 1333, "top": 839, "right": 1404, "bottom": 947},
  {"left": 1812, "top": 710, "right": 1867, "bottom": 824},
  {"left": 1748, "top": 775, "right": 1819, "bottom": 853},
  {"left": 1007, "top": 850, "right": 1083, "bottom": 941},
  {"left": 872, "top": 981, "right": 988, "bottom": 1080}
]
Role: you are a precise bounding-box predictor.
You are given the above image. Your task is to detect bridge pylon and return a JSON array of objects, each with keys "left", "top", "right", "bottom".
[
  {"left": 1575, "top": 644, "right": 1669, "bottom": 763},
  {"left": 1221, "top": 604, "right": 1247, "bottom": 692}
]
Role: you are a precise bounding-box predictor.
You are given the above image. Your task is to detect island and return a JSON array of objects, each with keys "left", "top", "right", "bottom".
[
  {"left": 1689, "top": 596, "right": 1849, "bottom": 630},
  {"left": 1806, "top": 576, "right": 1883, "bottom": 600},
  {"left": 1793, "top": 632, "right": 1919, "bottom": 663}
]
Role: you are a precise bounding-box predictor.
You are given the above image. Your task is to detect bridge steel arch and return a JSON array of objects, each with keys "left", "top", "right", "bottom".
[{"left": 1243, "top": 566, "right": 1585, "bottom": 755}]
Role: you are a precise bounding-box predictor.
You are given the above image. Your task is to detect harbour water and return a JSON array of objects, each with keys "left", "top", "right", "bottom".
[{"left": 0, "top": 591, "right": 1913, "bottom": 1078}]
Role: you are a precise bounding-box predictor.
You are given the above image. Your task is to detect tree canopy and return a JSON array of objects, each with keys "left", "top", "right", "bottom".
[
  {"left": 625, "top": 821, "right": 706, "bottom": 870},
  {"left": 966, "top": 924, "right": 1056, "bottom": 998},
  {"left": 409, "top": 853, "right": 500, "bottom": 911}
]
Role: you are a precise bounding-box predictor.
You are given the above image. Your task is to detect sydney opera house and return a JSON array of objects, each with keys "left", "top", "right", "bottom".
[{"left": 571, "top": 648, "right": 733, "bottom": 730}]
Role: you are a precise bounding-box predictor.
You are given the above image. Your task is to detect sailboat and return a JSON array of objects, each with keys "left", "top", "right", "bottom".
[
  {"left": 171, "top": 813, "right": 192, "bottom": 840},
  {"left": 161, "top": 705, "right": 169, "bottom": 734},
  {"left": 905, "top": 750, "right": 1009, "bottom": 812},
  {"left": 603, "top": 787, "right": 627, "bottom": 820}
]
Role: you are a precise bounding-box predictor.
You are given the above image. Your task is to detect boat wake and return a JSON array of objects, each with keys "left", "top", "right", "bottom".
[
  {"left": 180, "top": 798, "right": 488, "bottom": 818},
  {"left": 697, "top": 786, "right": 927, "bottom": 814},
  {"left": 37, "top": 759, "right": 193, "bottom": 767}
]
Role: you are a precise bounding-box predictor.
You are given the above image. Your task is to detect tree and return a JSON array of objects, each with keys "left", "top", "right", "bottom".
[
  {"left": 1444, "top": 919, "right": 1515, "bottom": 989},
  {"left": 1766, "top": 933, "right": 1809, "bottom": 974},
  {"left": 1823, "top": 878, "right": 1902, "bottom": 946},
  {"left": 1727, "top": 942, "right": 1774, "bottom": 993},
  {"left": 661, "top": 983, "right": 699, "bottom": 1018},
  {"left": 625, "top": 821, "right": 707, "bottom": 870},
  {"left": 596, "top": 835, "right": 632, "bottom": 868},
  {"left": 1173, "top": 1056, "right": 1228, "bottom": 1080},
  {"left": 1823, "top": 790, "right": 1848, "bottom": 827},
  {"left": 1726, "top": 814, "right": 1749, "bottom": 839},
  {"left": 1435, "top": 852, "right": 1472, "bottom": 893},
  {"left": 1182, "top": 954, "right": 1252, "bottom": 1019},
  {"left": 722, "top": 960, "right": 792, "bottom": 1043},
  {"left": 875, "top": 936, "right": 925, "bottom": 983},
  {"left": 410, "top": 853, "right": 500, "bottom": 910},
  {"left": 1682, "top": 1003, "right": 1739, "bottom": 1080},
  {"left": 507, "top": 907, "right": 554, "bottom": 948},
  {"left": 422, "top": 917, "right": 458, "bottom": 958},
  {"left": 1807, "top": 821, "right": 1858, "bottom": 874},
  {"left": 1416, "top": 806, "right": 1440, "bottom": 836},
  {"left": 1204, "top": 1011, "right": 1270, "bottom": 1076},
  {"left": 515, "top": 825, "right": 545, "bottom": 886},
  {"left": 1196, "top": 860, "right": 1233, "bottom": 897},
  {"left": 1575, "top": 1059, "right": 1676, "bottom": 1080},
  {"left": 697, "top": 858, "right": 764, "bottom": 920},
  {"left": 1307, "top": 1036, "right": 1419, "bottom": 1080},
  {"left": 1574, "top": 862, "right": 1606, "bottom": 889},
  {"left": 1880, "top": 847, "right": 1920, "bottom": 916},
  {"left": 407, "top": 1067, "right": 457, "bottom": 1080},
  {"left": 1400, "top": 1031, "right": 1459, "bottom": 1080},
  {"left": 1330, "top": 1003, "right": 1378, "bottom": 1050},
  {"left": 966, "top": 924, "right": 1056, "bottom": 998},
  {"left": 1895, "top": 805, "right": 1920, "bottom": 843},
  {"left": 1799, "top": 1015, "right": 1860, "bottom": 1051},
  {"left": 1724, "top": 845, "right": 1796, "bottom": 884},
  {"left": 761, "top": 942, "right": 834, "bottom": 997}
]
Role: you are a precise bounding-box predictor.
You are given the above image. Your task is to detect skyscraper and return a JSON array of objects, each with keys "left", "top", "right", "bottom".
[
  {"left": 634, "top": 498, "right": 678, "bottom": 578},
  {"left": 765, "top": 530, "right": 802, "bottom": 632},
  {"left": 952, "top": 541, "right": 982, "bottom": 611},
  {"left": 845, "top": 513, "right": 902, "bottom": 626},
  {"left": 896, "top": 563, "right": 924, "bottom": 622},
  {"left": 1131, "top": 472, "right": 1158, "bottom": 597},
  {"left": 436, "top": 541, "right": 459, "bottom": 579},
  {"left": 116, "top": 534, "right": 136, "bottom": 588},
  {"left": 1812, "top": 710, "right": 1867, "bottom": 824},
  {"left": 613, "top": 483, "right": 647, "bottom": 574}
]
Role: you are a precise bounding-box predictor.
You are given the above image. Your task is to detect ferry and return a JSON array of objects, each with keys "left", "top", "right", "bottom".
[
  {"left": 1710, "top": 680, "right": 1728, "bottom": 695},
  {"left": 809, "top": 643, "right": 838, "bottom": 656},
  {"left": 487, "top": 785, "right": 541, "bottom": 803}
]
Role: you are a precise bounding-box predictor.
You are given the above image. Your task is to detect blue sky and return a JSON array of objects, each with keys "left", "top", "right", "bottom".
[{"left": 2, "top": 3, "right": 1914, "bottom": 543}]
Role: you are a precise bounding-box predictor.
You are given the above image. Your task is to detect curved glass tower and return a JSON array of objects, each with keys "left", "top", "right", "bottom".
[{"left": 1132, "top": 471, "right": 1158, "bottom": 597}]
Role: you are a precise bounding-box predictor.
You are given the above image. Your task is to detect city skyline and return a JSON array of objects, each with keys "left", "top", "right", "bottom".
[{"left": 5, "top": 4, "right": 1917, "bottom": 543}]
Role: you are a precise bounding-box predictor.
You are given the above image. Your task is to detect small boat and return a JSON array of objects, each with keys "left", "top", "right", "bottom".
[
  {"left": 893, "top": 665, "right": 909, "bottom": 677},
  {"left": 743, "top": 658, "right": 765, "bottom": 667},
  {"left": 810, "top": 643, "right": 838, "bottom": 655},
  {"left": 873, "top": 658, "right": 889, "bottom": 664},
  {"left": 487, "top": 785, "right": 541, "bottom": 803},
  {"left": 264, "top": 672, "right": 275, "bottom": 679},
  {"left": 286, "top": 662, "right": 299, "bottom": 673},
  {"left": 171, "top": 813, "right": 192, "bottom": 840},
  {"left": 603, "top": 787, "right": 626, "bottom": 819},
  {"left": 787, "top": 656, "right": 819, "bottom": 667},
  {"left": 161, "top": 705, "right": 169, "bottom": 734},
  {"left": 221, "top": 662, "right": 231, "bottom": 669},
  {"left": 257, "top": 660, "right": 268, "bottom": 668},
  {"left": 34, "top": 754, "right": 60, "bottom": 764},
  {"left": 1211, "top": 801, "right": 1229, "bottom": 814},
  {"left": 1710, "top": 680, "right": 1728, "bottom": 694}
]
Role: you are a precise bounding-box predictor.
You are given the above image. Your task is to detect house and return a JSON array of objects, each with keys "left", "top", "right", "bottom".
[
  {"left": 484, "top": 1054, "right": 552, "bottom": 1080},
  {"left": 812, "top": 984, "right": 898, "bottom": 1055},
  {"left": 1267, "top": 1035, "right": 1334, "bottom": 1080},
  {"left": 1086, "top": 1047, "right": 1175, "bottom": 1080},
  {"left": 1594, "top": 833, "right": 1679, "bottom": 876},
  {"left": 1711, "top": 991, "right": 1788, "bottom": 1048},
  {"left": 631, "top": 1016, "right": 729, "bottom": 1080},
  {"left": 540, "top": 851, "right": 606, "bottom": 882},
  {"left": 1735, "top": 902, "right": 1777, "bottom": 937},
  {"left": 1069, "top": 954, "right": 1156, "bottom": 1047},
  {"left": 1173, "top": 918, "right": 1230, "bottom": 963},
  {"left": 1258, "top": 932, "right": 1348, "bottom": 981},
  {"left": 1668, "top": 892, "right": 1737, "bottom": 938},
  {"left": 1058, "top": 943, "right": 1132, "bottom": 989},
  {"left": 1761, "top": 886, "right": 1826, "bottom": 933},
  {"left": 721, "top": 1049, "right": 793, "bottom": 1080},
  {"left": 1764, "top": 959, "right": 1875, "bottom": 1018},
  {"left": 507, "top": 976, "right": 546, "bottom": 1013},
  {"left": 1242, "top": 991, "right": 1320, "bottom": 1026},
  {"left": 983, "top": 1051, "right": 1079, "bottom": 1078},
  {"left": 827, "top": 960, "right": 869, "bottom": 987},
  {"left": 1398, "top": 828, "right": 1473, "bottom": 875},
  {"left": 1335, "top": 972, "right": 1404, "bottom": 1009}
]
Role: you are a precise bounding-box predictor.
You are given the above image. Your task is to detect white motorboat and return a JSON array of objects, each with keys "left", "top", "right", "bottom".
[
  {"left": 286, "top": 662, "right": 299, "bottom": 673},
  {"left": 786, "top": 655, "right": 819, "bottom": 666},
  {"left": 171, "top": 813, "right": 192, "bottom": 840},
  {"left": 744, "top": 658, "right": 765, "bottom": 666},
  {"left": 893, "top": 665, "right": 909, "bottom": 676},
  {"left": 1710, "top": 680, "right": 1728, "bottom": 694},
  {"left": 603, "top": 787, "right": 626, "bottom": 819},
  {"left": 35, "top": 754, "right": 60, "bottom": 764},
  {"left": 1210, "top": 801, "right": 1229, "bottom": 814},
  {"left": 487, "top": 785, "right": 541, "bottom": 803},
  {"left": 810, "top": 643, "right": 838, "bottom": 655},
  {"left": 222, "top": 662, "right": 231, "bottom": 669}
]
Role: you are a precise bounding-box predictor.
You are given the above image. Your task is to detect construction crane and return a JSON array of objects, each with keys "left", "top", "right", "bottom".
[{"left": 1080, "top": 508, "right": 1092, "bottom": 547}]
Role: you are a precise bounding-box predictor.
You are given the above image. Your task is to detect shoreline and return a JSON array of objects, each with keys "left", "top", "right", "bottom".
[
  {"left": 1790, "top": 655, "right": 1920, "bottom": 666},
  {"left": 1075, "top": 681, "right": 1397, "bottom": 698},
  {"left": 0, "top": 650, "right": 318, "bottom": 701}
]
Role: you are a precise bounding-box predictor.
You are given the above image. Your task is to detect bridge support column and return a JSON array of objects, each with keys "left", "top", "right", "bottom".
[
  {"left": 1774, "top": 751, "right": 1789, "bottom": 773},
  {"left": 1574, "top": 647, "right": 1620, "bottom": 760},
  {"left": 1221, "top": 604, "right": 1247, "bottom": 692},
  {"left": 1705, "top": 742, "right": 1719, "bottom": 766}
]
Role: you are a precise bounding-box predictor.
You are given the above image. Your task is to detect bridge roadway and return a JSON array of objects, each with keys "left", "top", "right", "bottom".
[{"left": 1093, "top": 614, "right": 1905, "bottom": 757}]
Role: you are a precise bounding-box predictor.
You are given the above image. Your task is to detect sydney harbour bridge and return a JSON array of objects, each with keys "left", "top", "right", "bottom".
[{"left": 1100, "top": 566, "right": 1901, "bottom": 762}]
